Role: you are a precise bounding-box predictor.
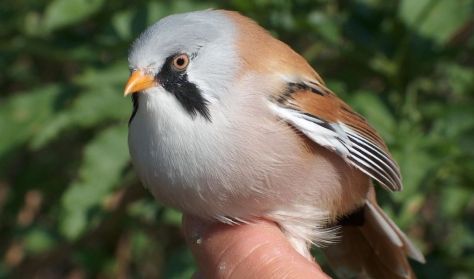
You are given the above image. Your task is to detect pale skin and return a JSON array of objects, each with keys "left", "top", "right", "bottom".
[{"left": 182, "top": 215, "right": 330, "bottom": 279}]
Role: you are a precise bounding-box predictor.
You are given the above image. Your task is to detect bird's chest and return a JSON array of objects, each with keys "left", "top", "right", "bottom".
[
  {"left": 127, "top": 92, "right": 279, "bottom": 218},
  {"left": 130, "top": 98, "right": 215, "bottom": 186}
]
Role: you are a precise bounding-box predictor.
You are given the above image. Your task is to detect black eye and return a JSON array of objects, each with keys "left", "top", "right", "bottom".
[{"left": 172, "top": 54, "right": 189, "bottom": 71}]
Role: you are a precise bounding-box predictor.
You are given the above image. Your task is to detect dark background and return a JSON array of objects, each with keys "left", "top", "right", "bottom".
[{"left": 1, "top": 0, "right": 473, "bottom": 278}]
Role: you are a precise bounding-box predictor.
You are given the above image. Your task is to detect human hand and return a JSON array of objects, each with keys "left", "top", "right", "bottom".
[{"left": 182, "top": 215, "right": 329, "bottom": 279}]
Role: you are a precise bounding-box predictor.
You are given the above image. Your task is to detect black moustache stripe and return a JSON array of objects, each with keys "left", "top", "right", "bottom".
[
  {"left": 129, "top": 94, "right": 139, "bottom": 125},
  {"left": 157, "top": 55, "right": 211, "bottom": 121},
  {"left": 128, "top": 54, "right": 211, "bottom": 125}
]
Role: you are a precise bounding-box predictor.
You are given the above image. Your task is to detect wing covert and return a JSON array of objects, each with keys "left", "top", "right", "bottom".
[{"left": 269, "top": 80, "right": 402, "bottom": 191}]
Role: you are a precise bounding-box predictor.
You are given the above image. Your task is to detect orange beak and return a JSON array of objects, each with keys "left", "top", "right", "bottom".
[{"left": 124, "top": 70, "right": 157, "bottom": 96}]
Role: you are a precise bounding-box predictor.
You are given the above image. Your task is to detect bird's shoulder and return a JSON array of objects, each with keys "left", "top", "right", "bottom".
[{"left": 269, "top": 78, "right": 402, "bottom": 191}]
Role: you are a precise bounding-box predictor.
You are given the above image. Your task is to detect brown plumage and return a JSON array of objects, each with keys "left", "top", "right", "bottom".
[
  {"left": 270, "top": 81, "right": 423, "bottom": 277},
  {"left": 273, "top": 83, "right": 403, "bottom": 191},
  {"left": 324, "top": 188, "right": 425, "bottom": 279},
  {"left": 227, "top": 10, "right": 421, "bottom": 277},
  {"left": 125, "top": 9, "right": 424, "bottom": 279}
]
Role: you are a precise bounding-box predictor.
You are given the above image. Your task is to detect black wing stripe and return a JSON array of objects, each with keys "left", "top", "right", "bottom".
[
  {"left": 347, "top": 134, "right": 401, "bottom": 182},
  {"left": 345, "top": 122, "right": 384, "bottom": 148},
  {"left": 349, "top": 133, "right": 400, "bottom": 178},
  {"left": 352, "top": 144, "right": 401, "bottom": 190},
  {"left": 270, "top": 100, "right": 403, "bottom": 191},
  {"left": 351, "top": 145, "right": 398, "bottom": 188},
  {"left": 346, "top": 132, "right": 402, "bottom": 186},
  {"left": 349, "top": 148, "right": 396, "bottom": 190},
  {"left": 301, "top": 113, "right": 337, "bottom": 132},
  {"left": 349, "top": 154, "right": 394, "bottom": 191},
  {"left": 296, "top": 108, "right": 401, "bottom": 190}
]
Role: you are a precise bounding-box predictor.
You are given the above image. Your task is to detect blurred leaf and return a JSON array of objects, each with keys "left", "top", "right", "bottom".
[
  {"left": 43, "top": 0, "right": 105, "bottom": 32},
  {"left": 162, "top": 208, "right": 182, "bottom": 226},
  {"left": 398, "top": 194, "right": 425, "bottom": 226},
  {"left": 59, "top": 124, "right": 129, "bottom": 240},
  {"left": 445, "top": 223, "right": 474, "bottom": 257},
  {"left": 130, "top": 229, "right": 164, "bottom": 278},
  {"left": 394, "top": 131, "right": 434, "bottom": 196},
  {"left": 370, "top": 54, "right": 397, "bottom": 79},
  {"left": 24, "top": 228, "right": 56, "bottom": 254},
  {"left": 112, "top": 10, "right": 135, "bottom": 40},
  {"left": 443, "top": 63, "right": 474, "bottom": 97},
  {"left": 30, "top": 63, "right": 129, "bottom": 149},
  {"left": 308, "top": 11, "right": 342, "bottom": 45},
  {"left": 399, "top": 0, "right": 474, "bottom": 44},
  {"left": 31, "top": 88, "right": 129, "bottom": 149},
  {"left": 441, "top": 186, "right": 472, "bottom": 218},
  {"left": 399, "top": 0, "right": 432, "bottom": 25},
  {"left": 432, "top": 105, "right": 474, "bottom": 139},
  {"left": 131, "top": 230, "right": 152, "bottom": 259},
  {"left": 164, "top": 247, "right": 196, "bottom": 279},
  {"left": 74, "top": 62, "right": 129, "bottom": 88},
  {"left": 0, "top": 85, "right": 66, "bottom": 157},
  {"left": 128, "top": 199, "right": 161, "bottom": 223}
]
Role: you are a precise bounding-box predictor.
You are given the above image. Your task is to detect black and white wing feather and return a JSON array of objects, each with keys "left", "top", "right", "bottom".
[{"left": 270, "top": 81, "right": 402, "bottom": 191}]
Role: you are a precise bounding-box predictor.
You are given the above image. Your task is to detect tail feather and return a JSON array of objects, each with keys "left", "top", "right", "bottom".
[
  {"left": 365, "top": 188, "right": 425, "bottom": 264},
  {"left": 323, "top": 189, "right": 424, "bottom": 278},
  {"left": 372, "top": 203, "right": 425, "bottom": 263}
]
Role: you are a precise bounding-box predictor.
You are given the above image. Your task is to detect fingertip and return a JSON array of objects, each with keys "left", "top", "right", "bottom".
[{"left": 182, "top": 215, "right": 328, "bottom": 279}]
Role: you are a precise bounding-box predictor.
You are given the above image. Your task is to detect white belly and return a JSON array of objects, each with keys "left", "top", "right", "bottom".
[{"left": 128, "top": 87, "right": 368, "bottom": 225}]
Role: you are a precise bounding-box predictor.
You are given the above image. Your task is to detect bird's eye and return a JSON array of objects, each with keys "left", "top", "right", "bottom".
[{"left": 172, "top": 54, "right": 189, "bottom": 71}]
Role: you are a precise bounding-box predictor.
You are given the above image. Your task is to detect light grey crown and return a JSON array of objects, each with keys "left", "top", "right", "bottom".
[{"left": 128, "top": 9, "right": 239, "bottom": 101}]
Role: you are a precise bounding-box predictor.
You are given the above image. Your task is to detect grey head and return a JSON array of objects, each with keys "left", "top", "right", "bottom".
[{"left": 127, "top": 10, "right": 239, "bottom": 121}]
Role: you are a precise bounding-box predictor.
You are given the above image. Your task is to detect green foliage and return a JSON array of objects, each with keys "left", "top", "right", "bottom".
[
  {"left": 0, "top": 0, "right": 473, "bottom": 278},
  {"left": 43, "top": 0, "right": 106, "bottom": 33},
  {"left": 399, "top": 0, "right": 472, "bottom": 44},
  {"left": 60, "top": 125, "right": 129, "bottom": 240}
]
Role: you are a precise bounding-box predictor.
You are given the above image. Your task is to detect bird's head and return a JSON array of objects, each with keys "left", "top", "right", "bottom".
[
  {"left": 124, "top": 10, "right": 241, "bottom": 121},
  {"left": 125, "top": 10, "right": 318, "bottom": 123}
]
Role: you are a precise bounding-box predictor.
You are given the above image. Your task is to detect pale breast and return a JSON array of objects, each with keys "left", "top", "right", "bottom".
[{"left": 128, "top": 81, "right": 368, "bottom": 224}]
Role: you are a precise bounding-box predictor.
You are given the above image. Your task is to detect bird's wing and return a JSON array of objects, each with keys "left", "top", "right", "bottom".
[{"left": 269, "top": 80, "right": 402, "bottom": 191}]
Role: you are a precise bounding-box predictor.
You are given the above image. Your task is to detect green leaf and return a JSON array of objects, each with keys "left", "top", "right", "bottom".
[
  {"left": 0, "top": 84, "right": 66, "bottom": 156},
  {"left": 392, "top": 128, "right": 435, "bottom": 197},
  {"left": 398, "top": 194, "right": 425, "bottom": 227},
  {"left": 163, "top": 247, "right": 196, "bottom": 279},
  {"left": 31, "top": 63, "right": 130, "bottom": 149},
  {"left": 399, "top": 0, "right": 474, "bottom": 44},
  {"left": 59, "top": 124, "right": 129, "bottom": 240},
  {"left": 74, "top": 62, "right": 129, "bottom": 88},
  {"left": 162, "top": 208, "right": 182, "bottom": 226},
  {"left": 43, "top": 0, "right": 105, "bottom": 32},
  {"left": 444, "top": 63, "right": 474, "bottom": 97},
  {"left": 30, "top": 87, "right": 129, "bottom": 149},
  {"left": 111, "top": 10, "right": 135, "bottom": 40},
  {"left": 308, "top": 12, "right": 342, "bottom": 45},
  {"left": 399, "top": 0, "right": 430, "bottom": 25},
  {"left": 131, "top": 230, "right": 154, "bottom": 259},
  {"left": 441, "top": 187, "right": 472, "bottom": 218},
  {"left": 128, "top": 199, "right": 162, "bottom": 223},
  {"left": 24, "top": 228, "right": 56, "bottom": 254}
]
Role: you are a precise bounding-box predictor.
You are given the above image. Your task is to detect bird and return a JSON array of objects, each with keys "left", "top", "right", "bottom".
[{"left": 124, "top": 9, "right": 425, "bottom": 278}]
